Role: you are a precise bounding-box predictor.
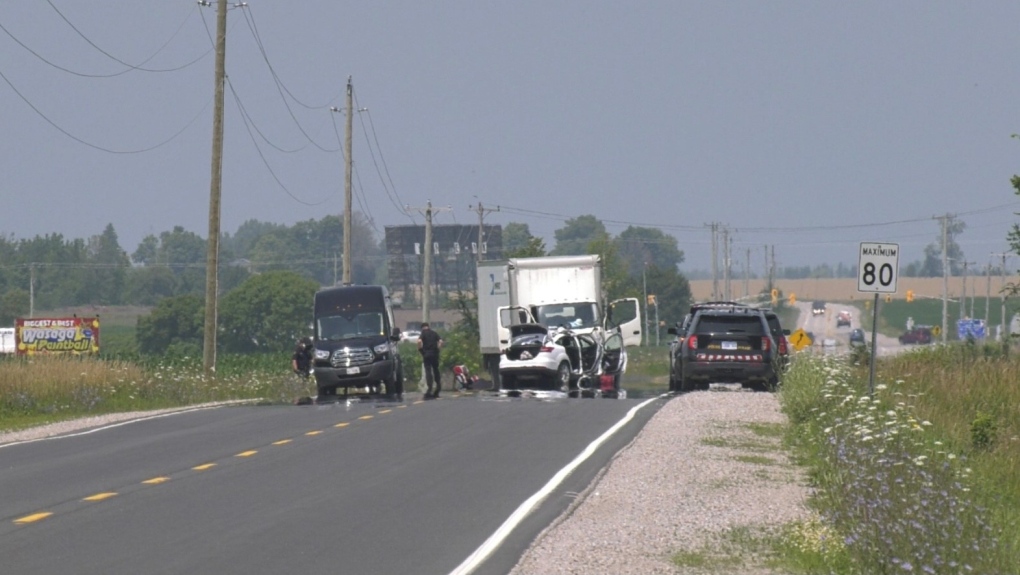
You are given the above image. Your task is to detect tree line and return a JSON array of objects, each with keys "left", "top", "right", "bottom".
[{"left": 2, "top": 209, "right": 981, "bottom": 354}]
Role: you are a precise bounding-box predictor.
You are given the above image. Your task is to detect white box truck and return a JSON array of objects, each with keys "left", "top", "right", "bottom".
[{"left": 475, "top": 255, "right": 641, "bottom": 392}]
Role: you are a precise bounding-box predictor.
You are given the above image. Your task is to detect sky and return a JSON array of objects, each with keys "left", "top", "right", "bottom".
[{"left": 3, "top": 1, "right": 1020, "bottom": 275}]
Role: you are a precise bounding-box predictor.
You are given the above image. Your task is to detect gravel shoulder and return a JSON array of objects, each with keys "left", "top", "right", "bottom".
[{"left": 511, "top": 390, "right": 811, "bottom": 575}]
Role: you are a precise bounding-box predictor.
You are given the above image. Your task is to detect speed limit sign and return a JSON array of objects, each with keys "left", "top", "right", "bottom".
[{"left": 858, "top": 242, "right": 899, "bottom": 293}]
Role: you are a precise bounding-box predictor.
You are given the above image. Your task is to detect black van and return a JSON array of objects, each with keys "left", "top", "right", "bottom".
[{"left": 311, "top": 285, "right": 403, "bottom": 398}]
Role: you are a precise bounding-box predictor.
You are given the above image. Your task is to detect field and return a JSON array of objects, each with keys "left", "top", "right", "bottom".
[{"left": 688, "top": 276, "right": 1015, "bottom": 303}]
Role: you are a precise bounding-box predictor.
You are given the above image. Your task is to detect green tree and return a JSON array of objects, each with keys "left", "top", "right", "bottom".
[
  {"left": 84, "top": 223, "right": 130, "bottom": 305},
  {"left": 135, "top": 294, "right": 204, "bottom": 356},
  {"left": 218, "top": 271, "right": 320, "bottom": 353},
  {"left": 613, "top": 226, "right": 684, "bottom": 277},
  {"left": 507, "top": 237, "right": 546, "bottom": 258},
  {"left": 551, "top": 215, "right": 607, "bottom": 256},
  {"left": 920, "top": 217, "right": 966, "bottom": 277},
  {"left": 644, "top": 265, "right": 693, "bottom": 331},
  {"left": 0, "top": 288, "right": 29, "bottom": 324},
  {"left": 503, "top": 222, "right": 541, "bottom": 255}
]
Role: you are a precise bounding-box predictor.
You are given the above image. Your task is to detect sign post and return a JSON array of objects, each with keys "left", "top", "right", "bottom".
[{"left": 858, "top": 242, "right": 899, "bottom": 396}]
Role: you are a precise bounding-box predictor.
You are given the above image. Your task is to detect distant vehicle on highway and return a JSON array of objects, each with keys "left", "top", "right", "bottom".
[
  {"left": 836, "top": 310, "right": 852, "bottom": 328},
  {"left": 899, "top": 326, "right": 933, "bottom": 345},
  {"left": 811, "top": 301, "right": 826, "bottom": 316},
  {"left": 849, "top": 328, "right": 866, "bottom": 347}
]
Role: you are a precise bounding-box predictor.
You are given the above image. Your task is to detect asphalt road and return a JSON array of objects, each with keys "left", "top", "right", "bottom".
[
  {"left": 0, "top": 393, "right": 666, "bottom": 575},
  {"left": 794, "top": 300, "right": 904, "bottom": 355}
]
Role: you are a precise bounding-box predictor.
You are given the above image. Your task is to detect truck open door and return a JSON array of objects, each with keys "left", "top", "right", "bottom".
[{"left": 607, "top": 297, "right": 642, "bottom": 347}]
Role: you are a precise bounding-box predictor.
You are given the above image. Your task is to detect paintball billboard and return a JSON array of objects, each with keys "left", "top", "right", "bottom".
[{"left": 15, "top": 317, "right": 101, "bottom": 355}]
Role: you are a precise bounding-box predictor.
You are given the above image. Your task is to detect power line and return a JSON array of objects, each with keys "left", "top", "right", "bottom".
[
  {"left": 0, "top": 66, "right": 212, "bottom": 154},
  {"left": 228, "top": 77, "right": 334, "bottom": 207},
  {"left": 0, "top": 8, "right": 211, "bottom": 78},
  {"left": 238, "top": 5, "right": 338, "bottom": 152},
  {"left": 44, "top": 0, "right": 213, "bottom": 74},
  {"left": 351, "top": 90, "right": 412, "bottom": 220}
]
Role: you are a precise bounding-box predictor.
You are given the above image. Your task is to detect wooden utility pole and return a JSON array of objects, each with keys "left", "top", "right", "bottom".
[
  {"left": 708, "top": 223, "right": 718, "bottom": 300},
  {"left": 722, "top": 227, "right": 730, "bottom": 301},
  {"left": 406, "top": 201, "right": 451, "bottom": 324},
  {"left": 343, "top": 76, "right": 353, "bottom": 285},
  {"left": 202, "top": 0, "right": 227, "bottom": 375},
  {"left": 469, "top": 201, "right": 499, "bottom": 262},
  {"left": 936, "top": 213, "right": 951, "bottom": 344}
]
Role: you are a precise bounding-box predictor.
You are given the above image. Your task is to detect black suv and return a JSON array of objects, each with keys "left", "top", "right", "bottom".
[
  {"left": 671, "top": 306, "right": 779, "bottom": 392},
  {"left": 668, "top": 301, "right": 746, "bottom": 390}
]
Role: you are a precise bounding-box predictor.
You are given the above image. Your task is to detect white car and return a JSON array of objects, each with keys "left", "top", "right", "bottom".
[
  {"left": 498, "top": 324, "right": 626, "bottom": 396},
  {"left": 401, "top": 330, "right": 421, "bottom": 343}
]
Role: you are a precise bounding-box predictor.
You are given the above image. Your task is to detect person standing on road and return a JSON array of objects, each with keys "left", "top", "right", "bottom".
[
  {"left": 417, "top": 322, "right": 444, "bottom": 399},
  {"left": 291, "top": 337, "right": 312, "bottom": 377}
]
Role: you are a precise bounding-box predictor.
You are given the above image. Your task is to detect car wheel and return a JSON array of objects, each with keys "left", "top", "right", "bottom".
[{"left": 554, "top": 362, "right": 571, "bottom": 391}]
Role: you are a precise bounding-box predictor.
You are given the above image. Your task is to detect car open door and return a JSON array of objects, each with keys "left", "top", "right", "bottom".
[{"left": 607, "top": 297, "right": 642, "bottom": 347}]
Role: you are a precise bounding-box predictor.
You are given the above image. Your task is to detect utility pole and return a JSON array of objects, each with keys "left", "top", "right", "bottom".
[
  {"left": 744, "top": 248, "right": 750, "bottom": 298},
  {"left": 202, "top": 0, "right": 228, "bottom": 375},
  {"left": 986, "top": 261, "right": 992, "bottom": 328},
  {"left": 406, "top": 201, "right": 451, "bottom": 325},
  {"left": 722, "top": 227, "right": 730, "bottom": 301},
  {"left": 992, "top": 252, "right": 1009, "bottom": 341},
  {"left": 29, "top": 263, "right": 35, "bottom": 318},
  {"left": 468, "top": 201, "right": 500, "bottom": 262},
  {"left": 343, "top": 76, "right": 353, "bottom": 284},
  {"left": 936, "top": 213, "right": 951, "bottom": 344},
  {"left": 642, "top": 264, "right": 648, "bottom": 346},
  {"left": 708, "top": 223, "right": 718, "bottom": 300}
]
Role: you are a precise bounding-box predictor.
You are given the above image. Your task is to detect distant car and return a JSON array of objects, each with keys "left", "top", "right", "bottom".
[
  {"left": 849, "top": 328, "right": 866, "bottom": 347},
  {"left": 899, "top": 327, "right": 933, "bottom": 345},
  {"left": 836, "top": 311, "right": 852, "bottom": 328},
  {"left": 401, "top": 330, "right": 421, "bottom": 343},
  {"left": 811, "top": 301, "right": 826, "bottom": 316}
]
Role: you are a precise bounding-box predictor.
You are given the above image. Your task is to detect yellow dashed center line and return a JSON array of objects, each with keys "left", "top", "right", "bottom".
[
  {"left": 143, "top": 477, "right": 170, "bottom": 485},
  {"left": 335, "top": 422, "right": 350, "bottom": 428},
  {"left": 14, "top": 512, "right": 52, "bottom": 524},
  {"left": 192, "top": 463, "right": 216, "bottom": 471},
  {"left": 358, "top": 415, "right": 374, "bottom": 421},
  {"left": 378, "top": 409, "right": 392, "bottom": 414},
  {"left": 236, "top": 450, "right": 257, "bottom": 457},
  {"left": 83, "top": 492, "right": 117, "bottom": 502},
  {"left": 272, "top": 439, "right": 292, "bottom": 445},
  {"left": 305, "top": 431, "right": 323, "bottom": 436}
]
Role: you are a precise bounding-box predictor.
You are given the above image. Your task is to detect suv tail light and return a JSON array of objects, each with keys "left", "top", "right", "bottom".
[
  {"left": 761, "top": 336, "right": 771, "bottom": 352},
  {"left": 778, "top": 336, "right": 788, "bottom": 355},
  {"left": 687, "top": 335, "right": 698, "bottom": 350}
]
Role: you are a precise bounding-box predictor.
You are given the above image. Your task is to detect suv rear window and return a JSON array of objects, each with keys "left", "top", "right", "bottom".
[{"left": 694, "top": 314, "right": 766, "bottom": 335}]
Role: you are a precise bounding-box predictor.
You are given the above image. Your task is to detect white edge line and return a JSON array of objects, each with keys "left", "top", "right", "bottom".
[
  {"left": 0, "top": 400, "right": 258, "bottom": 450},
  {"left": 448, "top": 395, "right": 662, "bottom": 575}
]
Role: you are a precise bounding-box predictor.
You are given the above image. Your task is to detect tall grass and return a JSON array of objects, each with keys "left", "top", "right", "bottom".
[
  {"left": 779, "top": 347, "right": 1018, "bottom": 573},
  {"left": 0, "top": 353, "right": 313, "bottom": 432}
]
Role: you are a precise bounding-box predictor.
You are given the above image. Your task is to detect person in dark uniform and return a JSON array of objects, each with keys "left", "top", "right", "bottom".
[
  {"left": 291, "top": 337, "right": 312, "bottom": 377},
  {"left": 417, "top": 322, "right": 444, "bottom": 398}
]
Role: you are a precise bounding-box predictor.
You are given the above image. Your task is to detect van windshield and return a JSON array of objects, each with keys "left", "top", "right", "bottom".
[
  {"left": 317, "top": 312, "right": 385, "bottom": 341},
  {"left": 534, "top": 302, "right": 598, "bottom": 329}
]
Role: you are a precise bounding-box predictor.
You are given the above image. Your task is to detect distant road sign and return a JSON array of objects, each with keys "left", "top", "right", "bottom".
[
  {"left": 788, "top": 328, "right": 813, "bottom": 351},
  {"left": 858, "top": 242, "right": 899, "bottom": 294}
]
